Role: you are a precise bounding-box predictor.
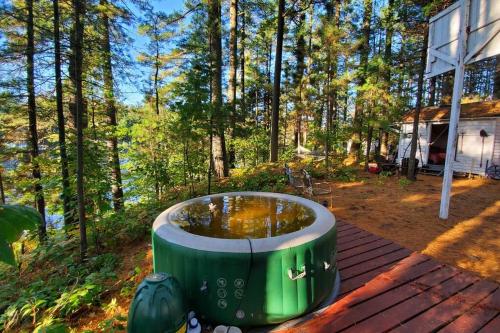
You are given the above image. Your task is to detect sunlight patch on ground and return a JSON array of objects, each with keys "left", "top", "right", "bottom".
[
  {"left": 400, "top": 193, "right": 428, "bottom": 203},
  {"left": 337, "top": 181, "right": 365, "bottom": 189},
  {"left": 422, "top": 201, "right": 500, "bottom": 278}
]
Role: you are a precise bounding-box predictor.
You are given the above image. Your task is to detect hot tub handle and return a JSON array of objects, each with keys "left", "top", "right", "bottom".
[
  {"left": 288, "top": 266, "right": 306, "bottom": 280},
  {"left": 200, "top": 280, "right": 208, "bottom": 294}
]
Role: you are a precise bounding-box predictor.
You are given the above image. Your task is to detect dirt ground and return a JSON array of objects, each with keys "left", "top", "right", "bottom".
[{"left": 314, "top": 173, "right": 500, "bottom": 283}]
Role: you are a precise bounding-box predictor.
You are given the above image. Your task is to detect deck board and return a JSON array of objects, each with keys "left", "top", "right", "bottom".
[{"left": 275, "top": 222, "right": 500, "bottom": 333}]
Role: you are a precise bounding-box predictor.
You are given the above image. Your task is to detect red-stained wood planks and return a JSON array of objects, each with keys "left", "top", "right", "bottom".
[
  {"left": 439, "top": 289, "right": 500, "bottom": 333},
  {"left": 391, "top": 280, "right": 498, "bottom": 333},
  {"left": 273, "top": 222, "right": 500, "bottom": 333},
  {"left": 477, "top": 315, "right": 500, "bottom": 333}
]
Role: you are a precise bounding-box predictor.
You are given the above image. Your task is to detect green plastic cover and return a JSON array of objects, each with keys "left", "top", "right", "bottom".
[
  {"left": 127, "top": 272, "right": 187, "bottom": 333},
  {"left": 152, "top": 227, "right": 337, "bottom": 326}
]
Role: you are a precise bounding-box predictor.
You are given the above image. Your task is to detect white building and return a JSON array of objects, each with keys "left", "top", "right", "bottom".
[{"left": 398, "top": 100, "right": 500, "bottom": 176}]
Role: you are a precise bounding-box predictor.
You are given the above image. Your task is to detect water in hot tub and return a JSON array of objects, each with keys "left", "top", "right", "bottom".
[{"left": 170, "top": 195, "right": 315, "bottom": 239}]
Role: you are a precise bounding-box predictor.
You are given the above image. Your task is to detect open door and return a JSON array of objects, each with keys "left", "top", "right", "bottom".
[{"left": 428, "top": 123, "right": 449, "bottom": 165}]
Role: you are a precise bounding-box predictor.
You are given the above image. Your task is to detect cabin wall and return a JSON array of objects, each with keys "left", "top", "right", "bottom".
[
  {"left": 398, "top": 118, "right": 497, "bottom": 175},
  {"left": 493, "top": 119, "right": 500, "bottom": 165},
  {"left": 454, "top": 119, "right": 495, "bottom": 175}
]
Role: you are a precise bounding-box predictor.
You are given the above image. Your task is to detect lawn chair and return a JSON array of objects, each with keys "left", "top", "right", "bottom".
[
  {"left": 285, "top": 164, "right": 304, "bottom": 189},
  {"left": 302, "top": 170, "right": 332, "bottom": 197},
  {"left": 375, "top": 155, "right": 398, "bottom": 175}
]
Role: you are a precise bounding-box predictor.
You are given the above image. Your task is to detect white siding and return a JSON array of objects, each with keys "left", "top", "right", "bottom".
[
  {"left": 398, "top": 118, "right": 498, "bottom": 175},
  {"left": 493, "top": 119, "right": 500, "bottom": 165},
  {"left": 453, "top": 119, "right": 496, "bottom": 175},
  {"left": 397, "top": 123, "right": 429, "bottom": 165}
]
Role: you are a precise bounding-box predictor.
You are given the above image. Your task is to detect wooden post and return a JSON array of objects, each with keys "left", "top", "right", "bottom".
[{"left": 439, "top": 0, "right": 470, "bottom": 219}]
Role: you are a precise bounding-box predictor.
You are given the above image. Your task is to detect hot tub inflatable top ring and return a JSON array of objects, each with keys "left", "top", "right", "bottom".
[{"left": 153, "top": 191, "right": 336, "bottom": 252}]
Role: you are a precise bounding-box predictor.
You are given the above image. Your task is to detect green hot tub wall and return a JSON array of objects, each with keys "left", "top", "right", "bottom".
[{"left": 152, "top": 211, "right": 337, "bottom": 326}]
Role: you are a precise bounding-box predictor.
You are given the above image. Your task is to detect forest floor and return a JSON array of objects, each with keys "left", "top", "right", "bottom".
[{"left": 49, "top": 170, "right": 500, "bottom": 332}]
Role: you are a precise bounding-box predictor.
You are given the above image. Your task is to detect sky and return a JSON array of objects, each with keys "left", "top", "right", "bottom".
[{"left": 119, "top": 0, "right": 186, "bottom": 105}]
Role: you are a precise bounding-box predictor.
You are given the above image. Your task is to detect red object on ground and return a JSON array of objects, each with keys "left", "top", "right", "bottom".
[{"left": 368, "top": 163, "right": 381, "bottom": 174}]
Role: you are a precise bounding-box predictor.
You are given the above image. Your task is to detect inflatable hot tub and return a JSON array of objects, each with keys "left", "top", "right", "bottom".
[{"left": 152, "top": 192, "right": 338, "bottom": 326}]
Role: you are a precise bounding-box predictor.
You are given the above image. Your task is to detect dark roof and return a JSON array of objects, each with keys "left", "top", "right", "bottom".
[{"left": 402, "top": 100, "right": 500, "bottom": 123}]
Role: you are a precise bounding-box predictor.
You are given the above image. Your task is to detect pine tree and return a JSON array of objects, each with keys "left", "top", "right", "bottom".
[
  {"left": 99, "top": 0, "right": 124, "bottom": 211},
  {"left": 227, "top": 0, "right": 238, "bottom": 167},
  {"left": 53, "top": 0, "right": 73, "bottom": 226},
  {"left": 270, "top": 0, "right": 285, "bottom": 162},
  {"left": 70, "top": 0, "right": 88, "bottom": 259},
  {"left": 350, "top": 0, "right": 372, "bottom": 161},
  {"left": 26, "top": 0, "right": 47, "bottom": 241},
  {"left": 208, "top": 0, "right": 228, "bottom": 178}
]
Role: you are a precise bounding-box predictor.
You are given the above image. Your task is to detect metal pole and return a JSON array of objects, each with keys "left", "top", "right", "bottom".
[{"left": 439, "top": 0, "right": 470, "bottom": 219}]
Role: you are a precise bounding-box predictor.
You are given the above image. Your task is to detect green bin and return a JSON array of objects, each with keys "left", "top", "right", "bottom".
[{"left": 127, "top": 272, "right": 187, "bottom": 333}]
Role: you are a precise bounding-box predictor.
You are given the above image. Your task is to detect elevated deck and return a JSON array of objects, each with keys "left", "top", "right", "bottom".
[{"left": 276, "top": 221, "right": 500, "bottom": 333}]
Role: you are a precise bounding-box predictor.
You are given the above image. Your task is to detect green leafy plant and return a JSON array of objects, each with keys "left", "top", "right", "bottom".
[
  {"left": 332, "top": 167, "right": 358, "bottom": 182},
  {"left": 376, "top": 171, "right": 392, "bottom": 185},
  {"left": 32, "top": 317, "right": 69, "bottom": 333},
  {"left": 0, "top": 205, "right": 41, "bottom": 266},
  {"left": 398, "top": 178, "right": 412, "bottom": 188}
]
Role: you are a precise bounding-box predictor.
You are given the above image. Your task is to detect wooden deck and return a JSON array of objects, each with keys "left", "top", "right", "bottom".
[{"left": 276, "top": 220, "right": 500, "bottom": 333}]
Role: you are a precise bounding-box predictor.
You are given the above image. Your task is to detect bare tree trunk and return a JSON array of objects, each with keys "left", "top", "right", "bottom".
[
  {"left": 100, "top": 0, "right": 124, "bottom": 211},
  {"left": 494, "top": 55, "right": 500, "bottom": 99},
  {"left": 324, "top": 0, "right": 340, "bottom": 168},
  {"left": 407, "top": 23, "right": 429, "bottom": 180},
  {"left": 428, "top": 76, "right": 436, "bottom": 106},
  {"left": 0, "top": 169, "right": 5, "bottom": 204},
  {"left": 270, "top": 0, "right": 285, "bottom": 162},
  {"left": 441, "top": 72, "right": 454, "bottom": 105},
  {"left": 26, "top": 0, "right": 47, "bottom": 241},
  {"left": 265, "top": 43, "right": 272, "bottom": 131},
  {"left": 227, "top": 0, "right": 238, "bottom": 167},
  {"left": 350, "top": 0, "right": 372, "bottom": 160},
  {"left": 364, "top": 121, "right": 373, "bottom": 171},
  {"left": 153, "top": 18, "right": 160, "bottom": 115},
  {"left": 208, "top": 0, "right": 228, "bottom": 178},
  {"left": 294, "top": 9, "right": 306, "bottom": 151},
  {"left": 53, "top": 0, "right": 73, "bottom": 226},
  {"left": 379, "top": 0, "right": 393, "bottom": 159},
  {"left": 240, "top": 5, "right": 246, "bottom": 118},
  {"left": 70, "top": 0, "right": 87, "bottom": 259}
]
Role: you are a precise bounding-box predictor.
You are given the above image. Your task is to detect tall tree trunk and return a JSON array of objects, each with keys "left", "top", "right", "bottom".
[
  {"left": 270, "top": 0, "right": 285, "bottom": 162},
  {"left": 53, "top": 0, "right": 72, "bottom": 226},
  {"left": 227, "top": 0, "right": 238, "bottom": 167},
  {"left": 100, "top": 0, "right": 124, "bottom": 211},
  {"left": 240, "top": 5, "right": 246, "bottom": 118},
  {"left": 324, "top": 0, "right": 340, "bottom": 168},
  {"left": 364, "top": 119, "right": 374, "bottom": 171},
  {"left": 407, "top": 23, "right": 429, "bottom": 180},
  {"left": 0, "top": 169, "right": 5, "bottom": 204},
  {"left": 154, "top": 31, "right": 160, "bottom": 115},
  {"left": 265, "top": 43, "right": 272, "bottom": 131},
  {"left": 350, "top": 0, "right": 372, "bottom": 160},
  {"left": 294, "top": 9, "right": 306, "bottom": 150},
  {"left": 150, "top": 17, "right": 161, "bottom": 116},
  {"left": 70, "top": 0, "right": 87, "bottom": 259},
  {"left": 379, "top": 0, "right": 393, "bottom": 159},
  {"left": 428, "top": 76, "right": 436, "bottom": 106},
  {"left": 26, "top": 0, "right": 47, "bottom": 241},
  {"left": 494, "top": 54, "right": 500, "bottom": 99},
  {"left": 441, "top": 71, "right": 454, "bottom": 105},
  {"left": 208, "top": 0, "right": 228, "bottom": 178}
]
